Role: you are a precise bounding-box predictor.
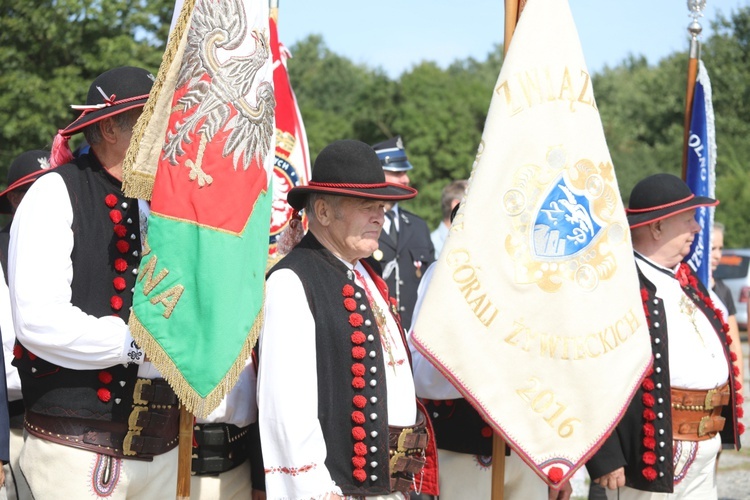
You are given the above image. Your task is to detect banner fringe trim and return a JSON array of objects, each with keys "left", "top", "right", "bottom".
[
  {"left": 122, "top": 0, "right": 196, "bottom": 199},
  {"left": 128, "top": 305, "right": 262, "bottom": 419}
]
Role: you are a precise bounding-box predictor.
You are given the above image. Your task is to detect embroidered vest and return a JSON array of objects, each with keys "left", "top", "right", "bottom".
[
  {"left": 269, "top": 233, "right": 395, "bottom": 496},
  {"left": 14, "top": 154, "right": 142, "bottom": 425}
]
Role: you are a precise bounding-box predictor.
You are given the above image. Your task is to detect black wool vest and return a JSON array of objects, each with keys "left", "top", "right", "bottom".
[
  {"left": 268, "top": 233, "right": 395, "bottom": 496},
  {"left": 14, "top": 154, "right": 143, "bottom": 423}
]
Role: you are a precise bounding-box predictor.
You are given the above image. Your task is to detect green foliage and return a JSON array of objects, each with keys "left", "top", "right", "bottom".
[
  {"left": 0, "top": 0, "right": 172, "bottom": 178},
  {"left": 3, "top": 3, "right": 749, "bottom": 243}
]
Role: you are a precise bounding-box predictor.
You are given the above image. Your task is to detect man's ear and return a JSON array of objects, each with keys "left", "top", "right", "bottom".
[
  {"left": 314, "top": 198, "right": 332, "bottom": 227},
  {"left": 648, "top": 220, "right": 662, "bottom": 240},
  {"left": 99, "top": 118, "right": 118, "bottom": 145}
]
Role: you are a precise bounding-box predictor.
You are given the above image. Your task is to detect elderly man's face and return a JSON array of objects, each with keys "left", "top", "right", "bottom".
[
  {"left": 323, "top": 197, "right": 386, "bottom": 263},
  {"left": 656, "top": 209, "right": 701, "bottom": 267}
]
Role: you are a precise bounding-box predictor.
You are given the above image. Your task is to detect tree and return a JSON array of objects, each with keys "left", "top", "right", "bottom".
[{"left": 0, "top": 0, "right": 172, "bottom": 177}]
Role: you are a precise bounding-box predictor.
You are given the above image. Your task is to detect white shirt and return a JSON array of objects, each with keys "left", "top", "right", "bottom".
[
  {"left": 408, "top": 262, "right": 462, "bottom": 400},
  {"left": 258, "top": 257, "right": 416, "bottom": 499},
  {"left": 635, "top": 254, "right": 728, "bottom": 389},
  {"left": 383, "top": 203, "right": 400, "bottom": 235},
  {"left": 0, "top": 264, "right": 21, "bottom": 401},
  {"left": 430, "top": 223, "right": 449, "bottom": 259},
  {"left": 9, "top": 172, "right": 147, "bottom": 373}
]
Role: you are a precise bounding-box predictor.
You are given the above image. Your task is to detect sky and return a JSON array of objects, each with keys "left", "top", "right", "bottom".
[{"left": 275, "top": 0, "right": 749, "bottom": 78}]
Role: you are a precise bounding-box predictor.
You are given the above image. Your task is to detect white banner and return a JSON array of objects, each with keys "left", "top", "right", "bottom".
[{"left": 412, "top": 0, "right": 652, "bottom": 486}]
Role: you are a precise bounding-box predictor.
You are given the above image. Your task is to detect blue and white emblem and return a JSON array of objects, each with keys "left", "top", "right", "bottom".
[{"left": 533, "top": 176, "right": 601, "bottom": 258}]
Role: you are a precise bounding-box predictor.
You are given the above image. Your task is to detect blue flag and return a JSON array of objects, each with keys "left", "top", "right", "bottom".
[{"left": 685, "top": 60, "right": 716, "bottom": 286}]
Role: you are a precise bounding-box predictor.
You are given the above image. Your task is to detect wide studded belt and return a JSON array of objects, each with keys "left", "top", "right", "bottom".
[
  {"left": 671, "top": 382, "right": 729, "bottom": 441},
  {"left": 25, "top": 378, "right": 179, "bottom": 460},
  {"left": 191, "top": 423, "right": 251, "bottom": 476},
  {"left": 388, "top": 410, "right": 429, "bottom": 493}
]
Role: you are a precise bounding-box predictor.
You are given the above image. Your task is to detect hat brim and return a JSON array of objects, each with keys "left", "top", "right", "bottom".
[
  {"left": 627, "top": 196, "right": 718, "bottom": 229},
  {"left": 62, "top": 99, "right": 148, "bottom": 136},
  {"left": 382, "top": 159, "right": 413, "bottom": 172},
  {"left": 287, "top": 183, "right": 417, "bottom": 211},
  {"left": 0, "top": 170, "right": 49, "bottom": 214}
]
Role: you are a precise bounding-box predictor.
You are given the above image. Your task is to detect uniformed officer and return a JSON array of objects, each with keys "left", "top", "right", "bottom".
[{"left": 366, "top": 136, "right": 434, "bottom": 330}]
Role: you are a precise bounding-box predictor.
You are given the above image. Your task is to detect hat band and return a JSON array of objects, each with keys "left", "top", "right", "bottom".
[
  {"left": 308, "top": 181, "right": 391, "bottom": 189},
  {"left": 625, "top": 194, "right": 695, "bottom": 214},
  {"left": 70, "top": 92, "right": 150, "bottom": 112}
]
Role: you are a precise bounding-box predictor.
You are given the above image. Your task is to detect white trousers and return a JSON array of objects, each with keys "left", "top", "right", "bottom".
[
  {"left": 20, "top": 434, "right": 178, "bottom": 499},
  {"left": 190, "top": 460, "right": 252, "bottom": 499},
  {"left": 437, "top": 449, "right": 549, "bottom": 499},
  {"left": 3, "top": 428, "right": 31, "bottom": 500},
  {"left": 605, "top": 435, "right": 721, "bottom": 500}
]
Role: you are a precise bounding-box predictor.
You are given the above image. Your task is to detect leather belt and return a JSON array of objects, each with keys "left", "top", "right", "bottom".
[
  {"left": 192, "top": 423, "right": 251, "bottom": 476},
  {"left": 671, "top": 383, "right": 729, "bottom": 441},
  {"left": 25, "top": 378, "right": 179, "bottom": 460},
  {"left": 388, "top": 410, "right": 428, "bottom": 493}
]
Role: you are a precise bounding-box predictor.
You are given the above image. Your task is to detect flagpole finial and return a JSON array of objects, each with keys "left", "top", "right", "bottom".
[{"left": 687, "top": 0, "right": 706, "bottom": 38}]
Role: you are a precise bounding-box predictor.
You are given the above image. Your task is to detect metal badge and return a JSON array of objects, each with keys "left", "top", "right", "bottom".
[{"left": 373, "top": 249, "right": 383, "bottom": 261}]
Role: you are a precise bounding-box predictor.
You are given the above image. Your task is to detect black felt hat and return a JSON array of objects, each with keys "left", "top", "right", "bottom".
[
  {"left": 0, "top": 150, "right": 51, "bottom": 214},
  {"left": 287, "top": 139, "right": 417, "bottom": 210},
  {"left": 61, "top": 66, "right": 155, "bottom": 136},
  {"left": 50, "top": 66, "right": 155, "bottom": 168},
  {"left": 626, "top": 173, "right": 718, "bottom": 229},
  {"left": 372, "top": 135, "right": 414, "bottom": 172}
]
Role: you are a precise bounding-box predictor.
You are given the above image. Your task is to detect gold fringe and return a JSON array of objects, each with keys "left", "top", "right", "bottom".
[
  {"left": 128, "top": 297, "right": 263, "bottom": 419},
  {"left": 122, "top": 0, "right": 197, "bottom": 199}
]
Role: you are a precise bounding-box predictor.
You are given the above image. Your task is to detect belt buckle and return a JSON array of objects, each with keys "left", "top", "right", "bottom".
[
  {"left": 128, "top": 405, "right": 147, "bottom": 431},
  {"left": 698, "top": 415, "right": 710, "bottom": 437},
  {"left": 134, "top": 379, "right": 152, "bottom": 405},
  {"left": 389, "top": 451, "right": 405, "bottom": 474},
  {"left": 123, "top": 430, "right": 140, "bottom": 456},
  {"left": 704, "top": 388, "right": 717, "bottom": 411},
  {"left": 397, "top": 427, "right": 413, "bottom": 451}
]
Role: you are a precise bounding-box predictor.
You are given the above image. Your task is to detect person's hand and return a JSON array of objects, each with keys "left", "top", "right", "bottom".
[
  {"left": 251, "top": 488, "right": 266, "bottom": 500},
  {"left": 594, "top": 467, "right": 625, "bottom": 490},
  {"left": 549, "top": 479, "right": 573, "bottom": 500}
]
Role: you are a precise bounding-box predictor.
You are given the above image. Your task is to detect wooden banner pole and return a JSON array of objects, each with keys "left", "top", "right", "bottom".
[
  {"left": 491, "top": 433, "right": 506, "bottom": 500},
  {"left": 176, "top": 405, "right": 193, "bottom": 499}
]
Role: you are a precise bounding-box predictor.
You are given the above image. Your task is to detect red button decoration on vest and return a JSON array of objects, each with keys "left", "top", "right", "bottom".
[
  {"left": 351, "top": 363, "right": 365, "bottom": 377},
  {"left": 97, "top": 387, "right": 112, "bottom": 403},
  {"left": 116, "top": 240, "right": 130, "bottom": 253},
  {"left": 98, "top": 371, "right": 113, "bottom": 384},
  {"left": 109, "top": 209, "right": 123, "bottom": 224},
  {"left": 352, "top": 469, "right": 367, "bottom": 483},
  {"left": 351, "top": 346, "right": 366, "bottom": 360},
  {"left": 352, "top": 456, "right": 366, "bottom": 469},
  {"left": 352, "top": 377, "right": 365, "bottom": 389},
  {"left": 113, "top": 277, "right": 126, "bottom": 291},
  {"left": 351, "top": 427, "right": 366, "bottom": 441},
  {"left": 114, "top": 258, "right": 128, "bottom": 273},
  {"left": 353, "top": 442, "right": 367, "bottom": 456},
  {"left": 342, "top": 284, "right": 355, "bottom": 297},
  {"left": 351, "top": 411, "right": 366, "bottom": 425},
  {"left": 105, "top": 194, "right": 118, "bottom": 208},
  {"left": 113, "top": 224, "right": 127, "bottom": 238},
  {"left": 348, "top": 313, "right": 363, "bottom": 327},
  {"left": 343, "top": 298, "right": 357, "bottom": 312},
  {"left": 351, "top": 331, "right": 365, "bottom": 345},
  {"left": 352, "top": 395, "right": 367, "bottom": 409},
  {"left": 110, "top": 295, "right": 124, "bottom": 311}
]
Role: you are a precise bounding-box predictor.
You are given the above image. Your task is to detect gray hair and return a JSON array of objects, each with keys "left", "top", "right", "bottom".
[{"left": 83, "top": 108, "right": 142, "bottom": 146}]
